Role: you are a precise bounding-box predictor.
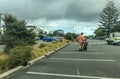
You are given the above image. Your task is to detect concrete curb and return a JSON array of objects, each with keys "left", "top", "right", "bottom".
[
  {"left": 0, "top": 43, "right": 68, "bottom": 79},
  {"left": 0, "top": 66, "right": 23, "bottom": 79},
  {"left": 28, "top": 43, "right": 68, "bottom": 65}
]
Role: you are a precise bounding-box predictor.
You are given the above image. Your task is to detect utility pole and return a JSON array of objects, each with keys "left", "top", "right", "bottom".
[
  {"left": 73, "top": 26, "right": 74, "bottom": 34},
  {"left": 72, "top": 26, "right": 75, "bottom": 41}
]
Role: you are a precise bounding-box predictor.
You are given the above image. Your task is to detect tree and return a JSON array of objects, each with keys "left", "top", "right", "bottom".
[
  {"left": 53, "top": 29, "right": 64, "bottom": 37},
  {"left": 2, "top": 14, "right": 36, "bottom": 51},
  {"left": 112, "top": 21, "right": 120, "bottom": 32},
  {"left": 48, "top": 31, "right": 53, "bottom": 36},
  {"left": 64, "top": 32, "right": 74, "bottom": 41},
  {"left": 99, "top": 1, "right": 120, "bottom": 35},
  {"left": 94, "top": 28, "right": 106, "bottom": 37},
  {"left": 38, "top": 28, "right": 44, "bottom": 35}
]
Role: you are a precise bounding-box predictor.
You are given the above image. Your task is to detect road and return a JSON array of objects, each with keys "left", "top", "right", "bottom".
[{"left": 3, "top": 39, "right": 120, "bottom": 79}]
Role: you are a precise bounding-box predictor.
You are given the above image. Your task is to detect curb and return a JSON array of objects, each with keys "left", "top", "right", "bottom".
[
  {"left": 28, "top": 43, "right": 68, "bottom": 65},
  {"left": 0, "top": 66, "right": 23, "bottom": 79},
  {"left": 0, "top": 43, "right": 68, "bottom": 79}
]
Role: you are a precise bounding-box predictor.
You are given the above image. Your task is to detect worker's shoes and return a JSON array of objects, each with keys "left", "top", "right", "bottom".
[{"left": 79, "top": 49, "right": 82, "bottom": 51}]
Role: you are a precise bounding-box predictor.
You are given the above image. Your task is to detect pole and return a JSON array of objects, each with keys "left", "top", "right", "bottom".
[
  {"left": 73, "top": 26, "right": 74, "bottom": 34},
  {"left": 73, "top": 26, "right": 75, "bottom": 41}
]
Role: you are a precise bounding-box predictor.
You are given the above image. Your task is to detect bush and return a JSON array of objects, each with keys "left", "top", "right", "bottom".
[
  {"left": 39, "top": 42, "right": 47, "bottom": 48},
  {"left": 8, "top": 46, "right": 32, "bottom": 68},
  {"left": 64, "top": 33, "right": 74, "bottom": 41},
  {"left": 0, "top": 55, "right": 9, "bottom": 73},
  {"left": 52, "top": 41, "right": 59, "bottom": 44}
]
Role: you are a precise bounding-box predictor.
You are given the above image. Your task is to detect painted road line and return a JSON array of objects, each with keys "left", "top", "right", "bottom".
[
  {"left": 77, "top": 67, "right": 80, "bottom": 75},
  {"left": 27, "top": 72, "right": 119, "bottom": 79},
  {"left": 88, "top": 42, "right": 106, "bottom": 44},
  {"left": 88, "top": 49, "right": 99, "bottom": 51},
  {"left": 59, "top": 52, "right": 104, "bottom": 54},
  {"left": 82, "top": 52, "right": 105, "bottom": 55},
  {"left": 50, "top": 58, "right": 116, "bottom": 62}
]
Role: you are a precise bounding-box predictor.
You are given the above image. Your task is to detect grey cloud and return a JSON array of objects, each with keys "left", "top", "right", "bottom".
[{"left": 0, "top": 0, "right": 119, "bottom": 22}]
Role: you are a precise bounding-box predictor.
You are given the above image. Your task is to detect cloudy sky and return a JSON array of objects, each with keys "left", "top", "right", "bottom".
[{"left": 0, "top": 0, "right": 120, "bottom": 35}]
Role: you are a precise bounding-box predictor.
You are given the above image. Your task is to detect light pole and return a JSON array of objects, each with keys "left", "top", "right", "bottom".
[
  {"left": 72, "top": 26, "right": 75, "bottom": 41},
  {"left": 73, "top": 26, "right": 74, "bottom": 34}
]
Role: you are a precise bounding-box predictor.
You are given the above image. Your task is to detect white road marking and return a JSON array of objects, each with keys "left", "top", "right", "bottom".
[
  {"left": 27, "top": 72, "right": 119, "bottom": 79},
  {"left": 88, "top": 49, "right": 99, "bottom": 51},
  {"left": 50, "top": 58, "right": 116, "bottom": 62},
  {"left": 83, "top": 53, "right": 105, "bottom": 54},
  {"left": 59, "top": 52, "right": 104, "bottom": 54},
  {"left": 77, "top": 67, "right": 80, "bottom": 75},
  {"left": 88, "top": 42, "right": 106, "bottom": 44},
  {"left": 71, "top": 42, "right": 106, "bottom": 45}
]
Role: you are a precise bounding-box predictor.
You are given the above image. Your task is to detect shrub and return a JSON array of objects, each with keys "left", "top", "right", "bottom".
[
  {"left": 52, "top": 41, "right": 59, "bottom": 44},
  {"left": 8, "top": 46, "right": 32, "bottom": 68},
  {"left": 32, "top": 39, "right": 68, "bottom": 60},
  {"left": 39, "top": 42, "right": 47, "bottom": 48},
  {"left": 0, "top": 55, "right": 9, "bottom": 73},
  {"left": 31, "top": 47, "right": 46, "bottom": 59}
]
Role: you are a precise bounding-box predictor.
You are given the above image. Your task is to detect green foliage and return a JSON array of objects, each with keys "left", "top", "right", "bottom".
[
  {"left": 39, "top": 42, "right": 47, "bottom": 48},
  {"left": 8, "top": 46, "right": 32, "bottom": 68},
  {"left": 38, "top": 28, "right": 44, "bottom": 35},
  {"left": 53, "top": 29, "right": 64, "bottom": 37},
  {"left": 52, "top": 40, "right": 59, "bottom": 44},
  {"left": 99, "top": 1, "right": 120, "bottom": 34},
  {"left": 64, "top": 32, "right": 74, "bottom": 41},
  {"left": 94, "top": 28, "right": 106, "bottom": 37},
  {"left": 0, "top": 56, "right": 9, "bottom": 73},
  {"left": 112, "top": 25, "right": 120, "bottom": 32},
  {"left": 0, "top": 39, "right": 67, "bottom": 73},
  {"left": 2, "top": 14, "right": 36, "bottom": 51}
]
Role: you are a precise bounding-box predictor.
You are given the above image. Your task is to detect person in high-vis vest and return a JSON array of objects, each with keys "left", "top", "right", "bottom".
[{"left": 77, "top": 33, "right": 85, "bottom": 51}]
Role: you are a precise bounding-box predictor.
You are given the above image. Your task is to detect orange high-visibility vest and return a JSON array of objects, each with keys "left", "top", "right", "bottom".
[{"left": 77, "top": 35, "right": 84, "bottom": 42}]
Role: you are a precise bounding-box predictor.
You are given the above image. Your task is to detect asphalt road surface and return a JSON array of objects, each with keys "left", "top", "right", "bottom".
[{"left": 3, "top": 39, "right": 120, "bottom": 79}]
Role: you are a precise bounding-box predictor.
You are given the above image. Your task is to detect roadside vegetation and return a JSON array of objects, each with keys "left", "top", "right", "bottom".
[
  {"left": 0, "top": 39, "right": 68, "bottom": 74},
  {"left": 32, "top": 39, "right": 68, "bottom": 59},
  {"left": 0, "top": 14, "right": 68, "bottom": 74},
  {"left": 94, "top": 1, "right": 120, "bottom": 37}
]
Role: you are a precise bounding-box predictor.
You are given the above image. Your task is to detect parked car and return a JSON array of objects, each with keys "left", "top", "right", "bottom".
[
  {"left": 42, "top": 36, "right": 58, "bottom": 42},
  {"left": 106, "top": 32, "right": 120, "bottom": 45}
]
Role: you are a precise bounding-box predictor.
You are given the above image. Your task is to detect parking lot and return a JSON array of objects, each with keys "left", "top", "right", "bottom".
[{"left": 3, "top": 40, "right": 120, "bottom": 79}]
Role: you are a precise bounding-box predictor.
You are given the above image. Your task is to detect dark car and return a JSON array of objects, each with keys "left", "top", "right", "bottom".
[{"left": 42, "top": 36, "right": 58, "bottom": 42}]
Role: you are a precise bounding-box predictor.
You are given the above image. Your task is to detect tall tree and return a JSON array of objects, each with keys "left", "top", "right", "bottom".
[
  {"left": 2, "top": 14, "right": 36, "bottom": 50},
  {"left": 99, "top": 1, "right": 120, "bottom": 35}
]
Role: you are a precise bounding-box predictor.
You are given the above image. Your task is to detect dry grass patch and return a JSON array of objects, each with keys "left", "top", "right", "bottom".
[{"left": 32, "top": 39, "right": 68, "bottom": 59}]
